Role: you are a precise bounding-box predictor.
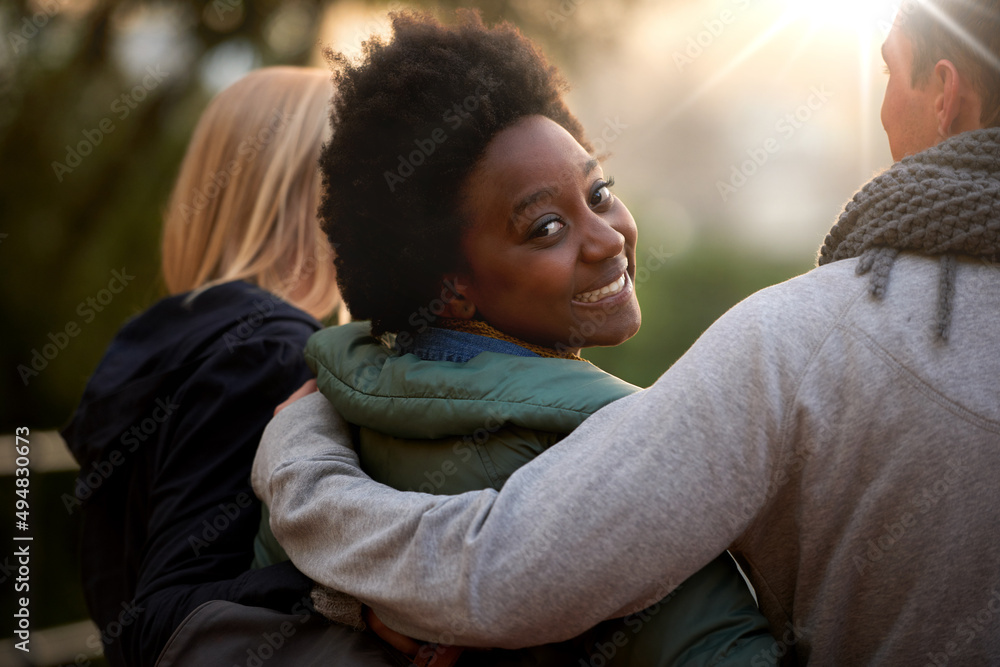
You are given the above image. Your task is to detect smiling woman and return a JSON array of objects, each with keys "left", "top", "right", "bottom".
[
  {"left": 455, "top": 115, "right": 641, "bottom": 354},
  {"left": 253, "top": 9, "right": 778, "bottom": 667}
]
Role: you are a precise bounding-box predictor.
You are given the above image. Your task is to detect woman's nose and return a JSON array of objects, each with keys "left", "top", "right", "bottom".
[{"left": 579, "top": 212, "right": 625, "bottom": 263}]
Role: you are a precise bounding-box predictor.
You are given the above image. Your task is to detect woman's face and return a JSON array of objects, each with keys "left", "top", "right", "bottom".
[{"left": 455, "top": 115, "right": 641, "bottom": 354}]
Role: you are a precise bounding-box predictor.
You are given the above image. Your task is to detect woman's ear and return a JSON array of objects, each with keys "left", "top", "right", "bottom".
[{"left": 439, "top": 274, "right": 477, "bottom": 320}]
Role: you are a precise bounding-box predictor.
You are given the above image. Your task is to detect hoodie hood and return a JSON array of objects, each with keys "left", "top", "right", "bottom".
[{"left": 62, "top": 281, "right": 318, "bottom": 470}]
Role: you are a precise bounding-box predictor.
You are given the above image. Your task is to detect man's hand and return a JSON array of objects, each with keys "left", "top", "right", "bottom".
[
  {"left": 365, "top": 607, "right": 463, "bottom": 666},
  {"left": 274, "top": 379, "right": 318, "bottom": 415}
]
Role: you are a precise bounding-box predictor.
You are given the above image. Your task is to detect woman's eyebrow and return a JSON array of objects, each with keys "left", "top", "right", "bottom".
[
  {"left": 510, "top": 187, "right": 558, "bottom": 227},
  {"left": 508, "top": 158, "right": 601, "bottom": 228}
]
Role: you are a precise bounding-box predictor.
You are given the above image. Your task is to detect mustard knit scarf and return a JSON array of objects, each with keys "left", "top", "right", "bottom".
[{"left": 438, "top": 318, "right": 584, "bottom": 361}]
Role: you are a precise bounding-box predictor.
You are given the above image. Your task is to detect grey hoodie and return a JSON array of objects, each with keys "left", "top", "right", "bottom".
[{"left": 253, "top": 254, "right": 1000, "bottom": 665}]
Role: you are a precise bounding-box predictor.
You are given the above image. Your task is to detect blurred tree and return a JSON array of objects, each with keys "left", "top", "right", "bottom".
[{"left": 1, "top": 0, "right": 320, "bottom": 431}]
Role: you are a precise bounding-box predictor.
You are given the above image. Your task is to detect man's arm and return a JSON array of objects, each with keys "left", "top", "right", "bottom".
[{"left": 252, "top": 282, "right": 826, "bottom": 648}]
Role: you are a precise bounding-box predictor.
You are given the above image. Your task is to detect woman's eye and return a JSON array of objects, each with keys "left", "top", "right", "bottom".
[
  {"left": 533, "top": 218, "right": 565, "bottom": 238},
  {"left": 590, "top": 177, "right": 616, "bottom": 207}
]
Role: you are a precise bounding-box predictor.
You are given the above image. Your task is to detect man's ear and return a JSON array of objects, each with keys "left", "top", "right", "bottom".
[
  {"left": 934, "top": 58, "right": 984, "bottom": 137},
  {"left": 438, "top": 274, "right": 476, "bottom": 320}
]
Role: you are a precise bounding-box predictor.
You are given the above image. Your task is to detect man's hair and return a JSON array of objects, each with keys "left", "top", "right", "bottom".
[
  {"left": 162, "top": 67, "right": 344, "bottom": 321},
  {"left": 900, "top": 0, "right": 1000, "bottom": 127},
  {"left": 318, "top": 10, "right": 589, "bottom": 337}
]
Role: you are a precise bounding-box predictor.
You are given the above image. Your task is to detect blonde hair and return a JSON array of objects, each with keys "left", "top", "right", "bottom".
[{"left": 162, "top": 66, "right": 345, "bottom": 322}]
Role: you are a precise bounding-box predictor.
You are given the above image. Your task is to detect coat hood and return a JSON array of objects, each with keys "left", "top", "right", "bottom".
[{"left": 305, "top": 321, "right": 640, "bottom": 440}]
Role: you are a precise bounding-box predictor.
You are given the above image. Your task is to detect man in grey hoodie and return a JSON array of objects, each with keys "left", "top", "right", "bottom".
[{"left": 252, "top": 2, "right": 1000, "bottom": 664}]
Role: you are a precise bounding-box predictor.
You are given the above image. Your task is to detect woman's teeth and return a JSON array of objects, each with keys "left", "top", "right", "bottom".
[{"left": 574, "top": 274, "right": 626, "bottom": 303}]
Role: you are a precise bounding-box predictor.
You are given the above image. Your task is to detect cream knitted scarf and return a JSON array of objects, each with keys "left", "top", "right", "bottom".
[{"left": 818, "top": 128, "right": 1000, "bottom": 339}]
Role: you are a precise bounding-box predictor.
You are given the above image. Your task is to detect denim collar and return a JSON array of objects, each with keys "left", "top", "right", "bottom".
[{"left": 409, "top": 327, "right": 538, "bottom": 363}]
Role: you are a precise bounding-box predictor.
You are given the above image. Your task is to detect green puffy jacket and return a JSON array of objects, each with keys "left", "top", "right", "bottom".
[{"left": 258, "top": 322, "right": 777, "bottom": 666}]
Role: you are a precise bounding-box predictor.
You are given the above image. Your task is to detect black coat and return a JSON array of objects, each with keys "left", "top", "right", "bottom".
[{"left": 62, "top": 281, "right": 321, "bottom": 667}]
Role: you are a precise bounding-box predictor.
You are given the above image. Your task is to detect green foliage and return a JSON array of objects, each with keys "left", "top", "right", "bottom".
[{"left": 1, "top": 0, "right": 323, "bottom": 431}]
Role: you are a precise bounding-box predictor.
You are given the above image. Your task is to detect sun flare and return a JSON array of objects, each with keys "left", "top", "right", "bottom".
[{"left": 782, "top": 0, "right": 904, "bottom": 30}]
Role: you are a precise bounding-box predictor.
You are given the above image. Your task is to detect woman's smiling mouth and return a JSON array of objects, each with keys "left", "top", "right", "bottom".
[{"left": 573, "top": 272, "right": 628, "bottom": 303}]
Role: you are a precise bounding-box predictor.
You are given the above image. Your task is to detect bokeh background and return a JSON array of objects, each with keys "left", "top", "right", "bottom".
[{"left": 1, "top": 0, "right": 904, "bottom": 663}]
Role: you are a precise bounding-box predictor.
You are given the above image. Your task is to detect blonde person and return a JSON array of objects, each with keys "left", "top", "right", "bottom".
[{"left": 62, "top": 67, "right": 392, "bottom": 667}]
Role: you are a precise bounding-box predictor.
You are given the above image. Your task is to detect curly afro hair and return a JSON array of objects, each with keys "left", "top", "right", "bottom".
[{"left": 319, "top": 9, "right": 590, "bottom": 337}]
